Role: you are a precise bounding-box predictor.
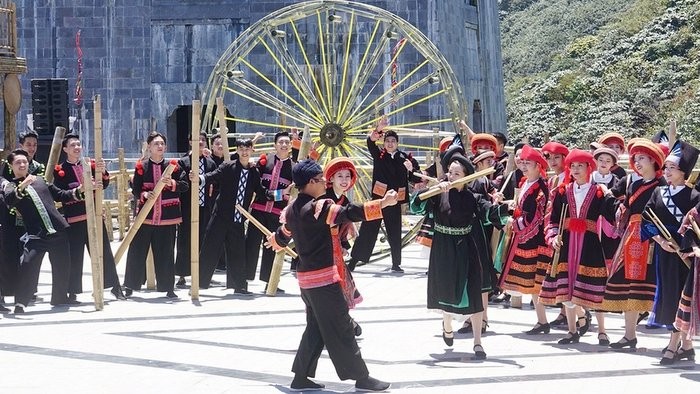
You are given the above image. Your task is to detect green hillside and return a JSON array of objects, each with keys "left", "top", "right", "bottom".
[{"left": 500, "top": 0, "right": 700, "bottom": 148}]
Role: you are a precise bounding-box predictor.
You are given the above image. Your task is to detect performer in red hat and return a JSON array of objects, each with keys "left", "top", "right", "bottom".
[
  {"left": 601, "top": 139, "right": 666, "bottom": 349},
  {"left": 540, "top": 149, "right": 612, "bottom": 344},
  {"left": 499, "top": 145, "right": 552, "bottom": 334},
  {"left": 598, "top": 132, "right": 628, "bottom": 179}
]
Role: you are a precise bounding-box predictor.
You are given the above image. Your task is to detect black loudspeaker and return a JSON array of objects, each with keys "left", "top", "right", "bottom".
[{"left": 31, "top": 79, "right": 70, "bottom": 135}]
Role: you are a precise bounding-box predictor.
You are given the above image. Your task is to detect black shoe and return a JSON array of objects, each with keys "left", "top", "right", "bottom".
[
  {"left": 598, "top": 333, "right": 610, "bottom": 346},
  {"left": 472, "top": 344, "right": 487, "bottom": 360},
  {"left": 66, "top": 299, "right": 81, "bottom": 305},
  {"left": 610, "top": 336, "right": 637, "bottom": 349},
  {"left": 352, "top": 319, "right": 363, "bottom": 337},
  {"left": 176, "top": 277, "right": 187, "bottom": 288},
  {"left": 491, "top": 293, "right": 511, "bottom": 304},
  {"left": 264, "top": 284, "right": 285, "bottom": 294},
  {"left": 660, "top": 349, "right": 677, "bottom": 365},
  {"left": 675, "top": 348, "right": 695, "bottom": 361},
  {"left": 111, "top": 286, "right": 127, "bottom": 300},
  {"left": 457, "top": 320, "right": 473, "bottom": 334},
  {"left": 355, "top": 376, "right": 391, "bottom": 392},
  {"left": 549, "top": 313, "right": 567, "bottom": 326},
  {"left": 347, "top": 258, "right": 358, "bottom": 272},
  {"left": 14, "top": 305, "right": 24, "bottom": 314},
  {"left": 391, "top": 265, "right": 404, "bottom": 273},
  {"left": 558, "top": 332, "right": 580, "bottom": 344},
  {"left": 636, "top": 311, "right": 649, "bottom": 324},
  {"left": 234, "top": 288, "right": 253, "bottom": 295},
  {"left": 68, "top": 293, "right": 77, "bottom": 302},
  {"left": 124, "top": 287, "right": 133, "bottom": 297},
  {"left": 442, "top": 322, "right": 454, "bottom": 347},
  {"left": 577, "top": 315, "right": 591, "bottom": 336},
  {"left": 525, "top": 322, "right": 550, "bottom": 335},
  {"left": 290, "top": 376, "right": 325, "bottom": 391},
  {"left": 166, "top": 291, "right": 179, "bottom": 299},
  {"left": 0, "top": 304, "right": 10, "bottom": 313}
]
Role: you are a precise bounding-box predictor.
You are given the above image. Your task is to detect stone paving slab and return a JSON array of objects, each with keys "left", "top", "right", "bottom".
[{"left": 0, "top": 243, "right": 698, "bottom": 393}]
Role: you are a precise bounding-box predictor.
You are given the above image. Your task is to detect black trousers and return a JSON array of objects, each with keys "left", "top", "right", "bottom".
[
  {"left": 0, "top": 223, "right": 23, "bottom": 297},
  {"left": 15, "top": 230, "right": 71, "bottom": 307},
  {"left": 293, "top": 283, "right": 369, "bottom": 381},
  {"left": 175, "top": 206, "right": 211, "bottom": 277},
  {"left": 199, "top": 219, "right": 247, "bottom": 289},
  {"left": 66, "top": 220, "right": 121, "bottom": 294},
  {"left": 245, "top": 210, "right": 281, "bottom": 282},
  {"left": 124, "top": 224, "right": 176, "bottom": 292},
  {"left": 351, "top": 203, "right": 402, "bottom": 267}
]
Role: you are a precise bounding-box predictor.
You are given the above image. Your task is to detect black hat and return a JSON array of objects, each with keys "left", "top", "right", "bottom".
[
  {"left": 384, "top": 130, "right": 399, "bottom": 142},
  {"left": 651, "top": 130, "right": 669, "bottom": 145},
  {"left": 446, "top": 152, "right": 475, "bottom": 177},
  {"left": 491, "top": 131, "right": 508, "bottom": 146},
  {"left": 292, "top": 159, "right": 323, "bottom": 187},
  {"left": 441, "top": 135, "right": 466, "bottom": 173},
  {"left": 513, "top": 141, "right": 527, "bottom": 155},
  {"left": 666, "top": 140, "right": 699, "bottom": 179}
]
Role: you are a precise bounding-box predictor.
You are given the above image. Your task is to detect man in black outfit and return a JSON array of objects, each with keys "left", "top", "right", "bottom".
[
  {"left": 268, "top": 159, "right": 393, "bottom": 392},
  {"left": 176, "top": 131, "right": 218, "bottom": 287},
  {"left": 1, "top": 149, "right": 83, "bottom": 313},
  {"left": 196, "top": 139, "right": 263, "bottom": 292},
  {"left": 348, "top": 117, "right": 421, "bottom": 272}
]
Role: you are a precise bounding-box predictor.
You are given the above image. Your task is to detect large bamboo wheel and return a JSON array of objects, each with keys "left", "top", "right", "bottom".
[{"left": 201, "top": 0, "right": 468, "bottom": 261}]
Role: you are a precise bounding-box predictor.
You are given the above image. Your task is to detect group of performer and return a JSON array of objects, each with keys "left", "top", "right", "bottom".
[{"left": 1, "top": 119, "right": 700, "bottom": 391}]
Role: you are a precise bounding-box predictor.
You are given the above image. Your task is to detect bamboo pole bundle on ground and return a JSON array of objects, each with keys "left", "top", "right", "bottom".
[
  {"left": 44, "top": 126, "right": 66, "bottom": 183},
  {"left": 113, "top": 163, "right": 176, "bottom": 264},
  {"left": 103, "top": 200, "right": 114, "bottom": 242},
  {"left": 190, "top": 100, "right": 201, "bottom": 300},
  {"left": 146, "top": 247, "right": 155, "bottom": 289},
  {"left": 550, "top": 204, "right": 568, "bottom": 278},
  {"left": 93, "top": 95, "right": 105, "bottom": 308},
  {"left": 81, "top": 156, "right": 104, "bottom": 310}
]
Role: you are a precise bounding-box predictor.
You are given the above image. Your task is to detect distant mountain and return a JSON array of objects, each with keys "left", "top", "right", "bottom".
[{"left": 500, "top": 0, "right": 700, "bottom": 148}]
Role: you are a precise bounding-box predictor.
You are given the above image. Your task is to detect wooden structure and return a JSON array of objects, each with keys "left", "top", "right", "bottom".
[{"left": 0, "top": 1, "right": 27, "bottom": 159}]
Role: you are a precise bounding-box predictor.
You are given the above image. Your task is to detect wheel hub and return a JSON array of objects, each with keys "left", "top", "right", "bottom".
[{"left": 319, "top": 123, "right": 346, "bottom": 147}]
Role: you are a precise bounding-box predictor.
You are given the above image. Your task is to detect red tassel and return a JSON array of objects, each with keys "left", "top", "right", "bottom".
[
  {"left": 54, "top": 164, "right": 63, "bottom": 176},
  {"left": 558, "top": 185, "right": 566, "bottom": 195},
  {"left": 258, "top": 154, "right": 267, "bottom": 167},
  {"left": 596, "top": 185, "right": 603, "bottom": 198},
  {"left": 569, "top": 218, "right": 587, "bottom": 233},
  {"left": 135, "top": 161, "right": 144, "bottom": 176},
  {"left": 514, "top": 208, "right": 522, "bottom": 219},
  {"left": 169, "top": 159, "right": 179, "bottom": 172},
  {"left": 58, "top": 170, "right": 65, "bottom": 177}
]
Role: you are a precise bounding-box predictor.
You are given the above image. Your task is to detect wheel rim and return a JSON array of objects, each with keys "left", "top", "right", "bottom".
[{"left": 201, "top": 0, "right": 467, "bottom": 257}]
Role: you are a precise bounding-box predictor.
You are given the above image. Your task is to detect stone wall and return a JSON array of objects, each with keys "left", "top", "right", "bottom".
[{"left": 10, "top": 0, "right": 506, "bottom": 156}]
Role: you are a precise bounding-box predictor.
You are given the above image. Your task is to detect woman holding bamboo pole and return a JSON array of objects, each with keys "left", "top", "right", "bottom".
[
  {"left": 540, "top": 149, "right": 612, "bottom": 344},
  {"left": 642, "top": 140, "right": 699, "bottom": 364},
  {"left": 123, "top": 132, "right": 188, "bottom": 299},
  {"left": 499, "top": 144, "right": 551, "bottom": 335},
  {"left": 600, "top": 139, "right": 666, "bottom": 349},
  {"left": 413, "top": 148, "right": 507, "bottom": 359}
]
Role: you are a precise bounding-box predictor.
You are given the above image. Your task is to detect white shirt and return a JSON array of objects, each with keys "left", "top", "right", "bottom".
[
  {"left": 572, "top": 182, "right": 592, "bottom": 216},
  {"left": 519, "top": 179, "right": 537, "bottom": 204},
  {"left": 591, "top": 171, "right": 613, "bottom": 185}
]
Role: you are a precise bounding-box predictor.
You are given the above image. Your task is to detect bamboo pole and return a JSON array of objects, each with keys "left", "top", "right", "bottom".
[
  {"left": 669, "top": 119, "right": 677, "bottom": 148},
  {"left": 146, "top": 247, "right": 155, "bottom": 289},
  {"left": 113, "top": 163, "right": 176, "bottom": 264},
  {"left": 104, "top": 200, "right": 114, "bottom": 242},
  {"left": 235, "top": 204, "right": 297, "bottom": 257},
  {"left": 418, "top": 167, "right": 495, "bottom": 200},
  {"left": 94, "top": 95, "right": 105, "bottom": 308},
  {"left": 644, "top": 207, "right": 691, "bottom": 268},
  {"left": 44, "top": 126, "right": 66, "bottom": 183},
  {"left": 190, "top": 100, "right": 201, "bottom": 300},
  {"left": 116, "top": 148, "right": 128, "bottom": 239},
  {"left": 550, "top": 204, "right": 568, "bottom": 278},
  {"left": 81, "top": 156, "right": 104, "bottom": 310},
  {"left": 216, "top": 97, "right": 229, "bottom": 155}
]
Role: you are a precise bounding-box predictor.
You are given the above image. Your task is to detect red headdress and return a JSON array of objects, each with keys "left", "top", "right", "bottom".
[
  {"left": 628, "top": 139, "right": 665, "bottom": 177},
  {"left": 541, "top": 141, "right": 569, "bottom": 158},
  {"left": 323, "top": 157, "right": 358, "bottom": 191},
  {"left": 520, "top": 144, "right": 548, "bottom": 178},
  {"left": 470, "top": 133, "right": 499, "bottom": 156}
]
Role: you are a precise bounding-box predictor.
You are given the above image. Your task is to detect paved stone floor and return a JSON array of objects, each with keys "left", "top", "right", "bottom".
[{"left": 0, "top": 243, "right": 698, "bottom": 393}]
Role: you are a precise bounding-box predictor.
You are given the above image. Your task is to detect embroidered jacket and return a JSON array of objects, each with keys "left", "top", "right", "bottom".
[
  {"left": 132, "top": 159, "right": 188, "bottom": 226},
  {"left": 251, "top": 154, "right": 293, "bottom": 216},
  {"left": 53, "top": 160, "right": 110, "bottom": 224},
  {"left": 202, "top": 160, "right": 264, "bottom": 221},
  {"left": 367, "top": 137, "right": 421, "bottom": 204},
  {"left": 1, "top": 176, "right": 81, "bottom": 237}
]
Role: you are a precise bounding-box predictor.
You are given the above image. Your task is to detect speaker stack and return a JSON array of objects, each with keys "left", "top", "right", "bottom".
[{"left": 31, "top": 78, "right": 69, "bottom": 135}]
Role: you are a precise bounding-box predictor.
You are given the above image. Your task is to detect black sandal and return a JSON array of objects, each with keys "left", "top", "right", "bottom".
[
  {"left": 473, "top": 344, "right": 487, "bottom": 360},
  {"left": 598, "top": 333, "right": 610, "bottom": 346},
  {"left": 577, "top": 315, "right": 591, "bottom": 336},
  {"left": 457, "top": 319, "right": 473, "bottom": 334},
  {"left": 660, "top": 349, "right": 676, "bottom": 365},
  {"left": 549, "top": 313, "right": 567, "bottom": 326}
]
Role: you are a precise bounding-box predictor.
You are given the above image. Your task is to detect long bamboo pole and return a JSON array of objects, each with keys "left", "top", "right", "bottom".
[
  {"left": 114, "top": 163, "right": 176, "bottom": 264},
  {"left": 94, "top": 96, "right": 105, "bottom": 307},
  {"left": 418, "top": 167, "right": 495, "bottom": 200},
  {"left": 44, "top": 126, "right": 66, "bottom": 183},
  {"left": 117, "top": 148, "right": 128, "bottom": 239},
  {"left": 81, "top": 155, "right": 104, "bottom": 310},
  {"left": 190, "top": 100, "right": 201, "bottom": 300},
  {"left": 235, "top": 204, "right": 297, "bottom": 258},
  {"left": 216, "top": 97, "right": 229, "bottom": 155}
]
